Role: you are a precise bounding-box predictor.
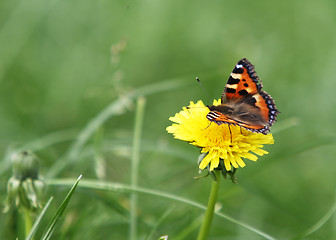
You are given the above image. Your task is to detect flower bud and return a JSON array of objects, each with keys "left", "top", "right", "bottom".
[
  {"left": 12, "top": 151, "right": 39, "bottom": 180},
  {"left": 5, "top": 151, "right": 44, "bottom": 212}
]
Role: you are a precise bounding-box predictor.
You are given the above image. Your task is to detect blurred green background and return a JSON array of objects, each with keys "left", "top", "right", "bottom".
[{"left": 1, "top": 0, "right": 336, "bottom": 239}]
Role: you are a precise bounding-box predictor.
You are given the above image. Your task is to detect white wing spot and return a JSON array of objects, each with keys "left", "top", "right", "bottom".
[{"left": 230, "top": 73, "right": 241, "bottom": 79}]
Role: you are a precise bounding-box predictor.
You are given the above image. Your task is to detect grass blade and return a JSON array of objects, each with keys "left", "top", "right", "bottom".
[
  {"left": 130, "top": 97, "right": 146, "bottom": 240},
  {"left": 47, "top": 79, "right": 187, "bottom": 178},
  {"left": 145, "top": 208, "right": 173, "bottom": 240},
  {"left": 293, "top": 197, "right": 336, "bottom": 239},
  {"left": 25, "top": 197, "right": 54, "bottom": 240},
  {"left": 41, "top": 175, "right": 82, "bottom": 240},
  {"left": 47, "top": 178, "right": 276, "bottom": 240}
]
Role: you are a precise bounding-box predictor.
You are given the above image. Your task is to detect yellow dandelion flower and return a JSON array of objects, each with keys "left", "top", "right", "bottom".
[{"left": 166, "top": 100, "right": 274, "bottom": 172}]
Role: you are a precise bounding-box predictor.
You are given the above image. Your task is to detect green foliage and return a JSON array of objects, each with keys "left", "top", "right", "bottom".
[
  {"left": 1, "top": 0, "right": 336, "bottom": 239},
  {"left": 26, "top": 197, "right": 53, "bottom": 240},
  {"left": 40, "top": 176, "right": 81, "bottom": 240}
]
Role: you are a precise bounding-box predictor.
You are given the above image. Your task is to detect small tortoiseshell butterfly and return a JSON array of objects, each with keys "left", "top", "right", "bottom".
[{"left": 206, "top": 58, "right": 279, "bottom": 134}]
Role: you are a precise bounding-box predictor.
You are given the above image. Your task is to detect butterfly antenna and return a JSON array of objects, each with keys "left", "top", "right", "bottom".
[{"left": 196, "top": 77, "right": 212, "bottom": 104}]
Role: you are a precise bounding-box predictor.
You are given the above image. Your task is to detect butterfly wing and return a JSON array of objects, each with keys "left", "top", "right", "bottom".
[
  {"left": 221, "top": 58, "right": 261, "bottom": 102},
  {"left": 207, "top": 58, "right": 279, "bottom": 134},
  {"left": 207, "top": 110, "right": 269, "bottom": 133},
  {"left": 207, "top": 92, "right": 278, "bottom": 134}
]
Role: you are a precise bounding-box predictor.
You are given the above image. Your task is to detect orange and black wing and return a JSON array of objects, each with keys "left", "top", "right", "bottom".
[
  {"left": 221, "top": 58, "right": 262, "bottom": 102},
  {"left": 207, "top": 58, "right": 279, "bottom": 134}
]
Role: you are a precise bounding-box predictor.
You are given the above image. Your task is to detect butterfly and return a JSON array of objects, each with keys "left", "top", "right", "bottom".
[{"left": 206, "top": 58, "right": 279, "bottom": 135}]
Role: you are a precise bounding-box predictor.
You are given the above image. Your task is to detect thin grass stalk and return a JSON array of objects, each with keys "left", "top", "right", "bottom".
[
  {"left": 46, "top": 179, "right": 276, "bottom": 240},
  {"left": 130, "top": 97, "right": 146, "bottom": 240},
  {"left": 25, "top": 197, "right": 54, "bottom": 240},
  {"left": 41, "top": 175, "right": 82, "bottom": 240},
  {"left": 46, "top": 80, "right": 185, "bottom": 178}
]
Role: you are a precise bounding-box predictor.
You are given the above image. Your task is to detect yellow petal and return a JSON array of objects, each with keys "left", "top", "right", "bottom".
[
  {"left": 240, "top": 152, "right": 258, "bottom": 161},
  {"left": 235, "top": 156, "right": 246, "bottom": 168},
  {"left": 209, "top": 157, "right": 220, "bottom": 171},
  {"left": 252, "top": 148, "right": 269, "bottom": 156},
  {"left": 228, "top": 153, "right": 238, "bottom": 168},
  {"left": 199, "top": 151, "right": 216, "bottom": 169},
  {"left": 224, "top": 159, "right": 231, "bottom": 171}
]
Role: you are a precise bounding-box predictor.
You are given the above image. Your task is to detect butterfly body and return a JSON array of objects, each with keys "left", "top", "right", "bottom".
[{"left": 206, "top": 58, "right": 279, "bottom": 134}]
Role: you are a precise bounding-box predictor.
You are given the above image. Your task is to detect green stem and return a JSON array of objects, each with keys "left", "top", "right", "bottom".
[
  {"left": 130, "top": 97, "right": 146, "bottom": 240},
  {"left": 24, "top": 208, "right": 33, "bottom": 239},
  {"left": 197, "top": 170, "right": 221, "bottom": 240}
]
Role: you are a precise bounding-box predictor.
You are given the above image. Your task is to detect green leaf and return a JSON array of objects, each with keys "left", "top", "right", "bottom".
[
  {"left": 41, "top": 175, "right": 82, "bottom": 240},
  {"left": 25, "top": 197, "right": 54, "bottom": 240}
]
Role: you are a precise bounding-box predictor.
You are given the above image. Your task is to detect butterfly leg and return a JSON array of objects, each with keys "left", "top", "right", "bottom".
[
  {"left": 203, "top": 121, "right": 211, "bottom": 130},
  {"left": 227, "top": 125, "right": 232, "bottom": 144}
]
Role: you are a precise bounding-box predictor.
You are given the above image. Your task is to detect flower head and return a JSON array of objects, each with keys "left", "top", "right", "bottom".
[{"left": 167, "top": 100, "right": 274, "bottom": 172}]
